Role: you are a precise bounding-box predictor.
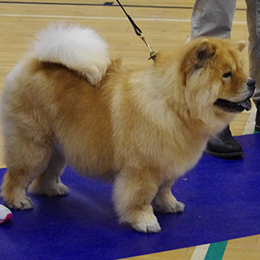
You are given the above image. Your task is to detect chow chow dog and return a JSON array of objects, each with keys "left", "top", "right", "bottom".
[{"left": 0, "top": 24, "right": 255, "bottom": 233}]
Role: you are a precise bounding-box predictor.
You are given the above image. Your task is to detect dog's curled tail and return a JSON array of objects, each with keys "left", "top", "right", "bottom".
[{"left": 33, "top": 24, "right": 111, "bottom": 86}]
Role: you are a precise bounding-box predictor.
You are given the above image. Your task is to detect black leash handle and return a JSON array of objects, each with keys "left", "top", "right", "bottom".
[{"left": 116, "top": 0, "right": 157, "bottom": 60}]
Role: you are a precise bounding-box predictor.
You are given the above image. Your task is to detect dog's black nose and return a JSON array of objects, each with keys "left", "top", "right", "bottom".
[{"left": 247, "top": 78, "right": 256, "bottom": 91}]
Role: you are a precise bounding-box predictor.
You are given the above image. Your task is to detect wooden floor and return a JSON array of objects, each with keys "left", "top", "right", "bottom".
[{"left": 0, "top": 1, "right": 259, "bottom": 259}]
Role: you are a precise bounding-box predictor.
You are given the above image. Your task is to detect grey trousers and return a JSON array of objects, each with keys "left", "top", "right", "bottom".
[{"left": 190, "top": 0, "right": 260, "bottom": 102}]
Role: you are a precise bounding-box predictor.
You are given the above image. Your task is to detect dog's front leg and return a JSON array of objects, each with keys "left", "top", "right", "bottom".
[
  {"left": 152, "top": 179, "right": 185, "bottom": 214},
  {"left": 113, "top": 168, "right": 161, "bottom": 233}
]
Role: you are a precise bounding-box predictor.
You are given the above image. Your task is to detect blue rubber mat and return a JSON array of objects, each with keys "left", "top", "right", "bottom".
[{"left": 1, "top": 134, "right": 260, "bottom": 260}]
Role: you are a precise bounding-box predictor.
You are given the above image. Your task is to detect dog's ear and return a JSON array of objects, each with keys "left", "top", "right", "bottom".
[
  {"left": 233, "top": 40, "right": 246, "bottom": 52},
  {"left": 195, "top": 39, "right": 216, "bottom": 68},
  {"left": 180, "top": 39, "right": 216, "bottom": 85}
]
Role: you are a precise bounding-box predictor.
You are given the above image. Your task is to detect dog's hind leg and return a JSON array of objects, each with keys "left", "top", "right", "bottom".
[
  {"left": 29, "top": 147, "right": 68, "bottom": 197},
  {"left": 1, "top": 136, "right": 53, "bottom": 209},
  {"left": 152, "top": 180, "right": 185, "bottom": 214}
]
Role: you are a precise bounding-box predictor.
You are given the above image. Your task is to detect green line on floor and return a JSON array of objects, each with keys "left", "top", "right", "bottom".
[{"left": 204, "top": 241, "right": 228, "bottom": 260}]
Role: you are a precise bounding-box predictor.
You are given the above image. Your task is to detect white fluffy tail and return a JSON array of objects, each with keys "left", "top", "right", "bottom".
[{"left": 33, "top": 24, "right": 111, "bottom": 86}]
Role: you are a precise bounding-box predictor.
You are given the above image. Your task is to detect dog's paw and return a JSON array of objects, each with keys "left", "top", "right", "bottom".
[
  {"left": 173, "top": 201, "right": 185, "bottom": 213},
  {"left": 132, "top": 218, "right": 161, "bottom": 233},
  {"left": 29, "top": 182, "right": 69, "bottom": 197},
  {"left": 7, "top": 197, "right": 34, "bottom": 210},
  {"left": 47, "top": 183, "right": 69, "bottom": 196},
  {"left": 154, "top": 200, "right": 185, "bottom": 214},
  {"left": 127, "top": 209, "right": 161, "bottom": 233},
  {"left": 153, "top": 194, "right": 185, "bottom": 214}
]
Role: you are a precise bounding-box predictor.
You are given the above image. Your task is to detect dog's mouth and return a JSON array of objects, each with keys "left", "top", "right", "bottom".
[{"left": 214, "top": 96, "right": 252, "bottom": 113}]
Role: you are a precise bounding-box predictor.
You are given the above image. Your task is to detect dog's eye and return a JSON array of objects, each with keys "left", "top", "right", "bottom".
[{"left": 223, "top": 72, "right": 232, "bottom": 78}]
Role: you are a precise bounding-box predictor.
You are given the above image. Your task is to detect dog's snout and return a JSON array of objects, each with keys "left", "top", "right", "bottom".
[{"left": 247, "top": 78, "right": 256, "bottom": 91}]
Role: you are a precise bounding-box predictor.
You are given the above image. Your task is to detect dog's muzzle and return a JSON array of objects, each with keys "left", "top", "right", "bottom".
[{"left": 214, "top": 78, "right": 256, "bottom": 113}]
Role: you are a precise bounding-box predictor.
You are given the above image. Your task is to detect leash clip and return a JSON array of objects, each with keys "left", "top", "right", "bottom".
[
  {"left": 139, "top": 33, "right": 158, "bottom": 60},
  {"left": 116, "top": 0, "right": 157, "bottom": 61}
]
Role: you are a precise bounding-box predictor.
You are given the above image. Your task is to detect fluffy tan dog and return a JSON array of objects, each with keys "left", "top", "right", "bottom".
[{"left": 0, "top": 24, "right": 255, "bottom": 233}]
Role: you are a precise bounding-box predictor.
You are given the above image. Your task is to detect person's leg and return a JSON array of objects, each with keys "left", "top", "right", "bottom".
[
  {"left": 190, "top": 0, "right": 236, "bottom": 39},
  {"left": 190, "top": 0, "right": 242, "bottom": 158},
  {"left": 245, "top": 0, "right": 260, "bottom": 132}
]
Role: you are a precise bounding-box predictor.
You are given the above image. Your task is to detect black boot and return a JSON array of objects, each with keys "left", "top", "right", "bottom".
[
  {"left": 254, "top": 101, "right": 260, "bottom": 132},
  {"left": 205, "top": 126, "right": 243, "bottom": 158}
]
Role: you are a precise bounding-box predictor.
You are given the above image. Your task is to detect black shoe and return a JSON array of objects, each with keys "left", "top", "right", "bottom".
[
  {"left": 254, "top": 101, "right": 260, "bottom": 132},
  {"left": 205, "top": 126, "right": 243, "bottom": 158}
]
